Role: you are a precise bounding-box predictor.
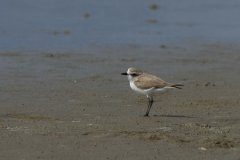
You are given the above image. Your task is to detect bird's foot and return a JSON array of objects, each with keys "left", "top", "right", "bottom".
[{"left": 144, "top": 114, "right": 149, "bottom": 117}]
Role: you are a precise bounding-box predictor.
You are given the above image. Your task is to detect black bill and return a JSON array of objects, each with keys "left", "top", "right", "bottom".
[{"left": 121, "top": 72, "right": 128, "bottom": 75}]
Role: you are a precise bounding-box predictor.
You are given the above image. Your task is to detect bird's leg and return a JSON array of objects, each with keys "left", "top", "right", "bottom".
[
  {"left": 144, "top": 97, "right": 151, "bottom": 117},
  {"left": 148, "top": 97, "right": 154, "bottom": 114},
  {"left": 144, "top": 97, "right": 153, "bottom": 117}
]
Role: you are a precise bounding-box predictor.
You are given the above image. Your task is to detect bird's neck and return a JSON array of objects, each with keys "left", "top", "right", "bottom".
[{"left": 127, "top": 75, "right": 138, "bottom": 81}]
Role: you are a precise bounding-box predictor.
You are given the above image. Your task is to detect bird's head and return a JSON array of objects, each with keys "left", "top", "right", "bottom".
[{"left": 121, "top": 67, "right": 143, "bottom": 81}]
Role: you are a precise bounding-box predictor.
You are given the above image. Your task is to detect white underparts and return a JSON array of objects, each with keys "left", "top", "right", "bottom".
[{"left": 130, "top": 81, "right": 174, "bottom": 97}]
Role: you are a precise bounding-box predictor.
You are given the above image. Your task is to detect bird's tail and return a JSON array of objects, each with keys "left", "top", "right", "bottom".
[{"left": 169, "top": 84, "right": 184, "bottom": 89}]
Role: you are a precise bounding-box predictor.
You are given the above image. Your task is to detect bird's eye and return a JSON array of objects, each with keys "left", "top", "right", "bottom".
[{"left": 131, "top": 74, "right": 137, "bottom": 76}]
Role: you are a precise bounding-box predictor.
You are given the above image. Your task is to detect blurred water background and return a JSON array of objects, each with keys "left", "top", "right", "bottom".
[{"left": 1, "top": 0, "right": 240, "bottom": 51}]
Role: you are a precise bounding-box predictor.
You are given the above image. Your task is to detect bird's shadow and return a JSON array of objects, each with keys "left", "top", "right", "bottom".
[{"left": 153, "top": 114, "right": 196, "bottom": 118}]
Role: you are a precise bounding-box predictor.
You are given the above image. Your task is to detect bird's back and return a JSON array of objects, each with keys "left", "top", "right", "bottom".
[{"left": 132, "top": 73, "right": 169, "bottom": 90}]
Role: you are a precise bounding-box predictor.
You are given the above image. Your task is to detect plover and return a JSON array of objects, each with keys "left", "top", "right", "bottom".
[{"left": 121, "top": 67, "right": 183, "bottom": 117}]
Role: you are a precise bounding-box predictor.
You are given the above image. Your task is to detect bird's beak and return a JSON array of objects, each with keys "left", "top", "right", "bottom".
[{"left": 121, "top": 72, "right": 128, "bottom": 75}]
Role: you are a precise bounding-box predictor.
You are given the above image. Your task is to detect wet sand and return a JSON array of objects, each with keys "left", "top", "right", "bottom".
[{"left": 0, "top": 43, "right": 240, "bottom": 159}]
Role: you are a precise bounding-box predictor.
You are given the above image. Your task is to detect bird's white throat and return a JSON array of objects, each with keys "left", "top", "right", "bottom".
[{"left": 127, "top": 75, "right": 134, "bottom": 81}]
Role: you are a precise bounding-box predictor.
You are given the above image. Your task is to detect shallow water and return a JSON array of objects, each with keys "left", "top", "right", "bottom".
[{"left": 1, "top": 0, "right": 240, "bottom": 51}]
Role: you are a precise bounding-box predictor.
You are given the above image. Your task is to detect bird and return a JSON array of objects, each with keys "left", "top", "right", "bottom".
[{"left": 121, "top": 67, "right": 183, "bottom": 117}]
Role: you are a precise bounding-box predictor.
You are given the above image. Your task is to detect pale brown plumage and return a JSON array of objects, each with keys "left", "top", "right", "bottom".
[
  {"left": 121, "top": 67, "right": 184, "bottom": 116},
  {"left": 128, "top": 68, "right": 143, "bottom": 75},
  {"left": 132, "top": 73, "right": 183, "bottom": 90}
]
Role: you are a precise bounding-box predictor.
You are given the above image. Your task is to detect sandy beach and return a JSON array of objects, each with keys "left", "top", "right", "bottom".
[{"left": 0, "top": 43, "right": 240, "bottom": 159}]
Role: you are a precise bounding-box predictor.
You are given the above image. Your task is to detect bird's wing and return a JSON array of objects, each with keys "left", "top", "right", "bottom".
[{"left": 133, "top": 73, "right": 168, "bottom": 89}]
